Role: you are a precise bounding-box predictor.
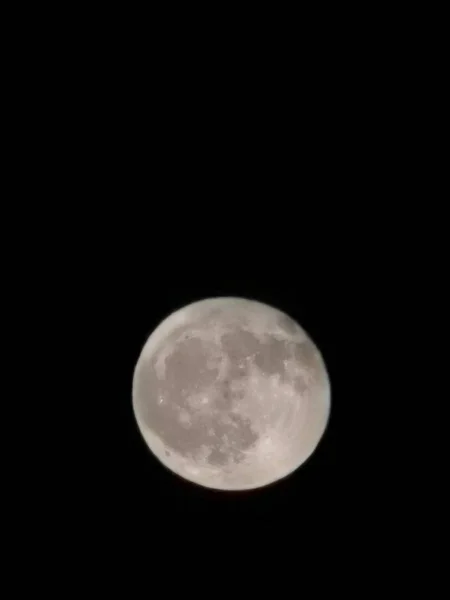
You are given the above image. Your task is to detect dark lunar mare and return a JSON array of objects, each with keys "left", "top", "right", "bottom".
[{"left": 135, "top": 331, "right": 259, "bottom": 466}]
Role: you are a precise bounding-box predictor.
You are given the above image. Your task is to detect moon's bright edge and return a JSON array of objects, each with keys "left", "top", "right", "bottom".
[{"left": 132, "top": 297, "right": 331, "bottom": 491}]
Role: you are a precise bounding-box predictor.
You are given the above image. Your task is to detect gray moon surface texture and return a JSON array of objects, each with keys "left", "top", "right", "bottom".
[{"left": 132, "top": 297, "right": 331, "bottom": 491}]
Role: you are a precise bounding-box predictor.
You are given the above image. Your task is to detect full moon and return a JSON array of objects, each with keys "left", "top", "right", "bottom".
[{"left": 132, "top": 297, "right": 331, "bottom": 491}]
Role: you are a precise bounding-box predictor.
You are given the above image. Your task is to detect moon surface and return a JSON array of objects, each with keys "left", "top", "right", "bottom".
[{"left": 132, "top": 297, "right": 331, "bottom": 491}]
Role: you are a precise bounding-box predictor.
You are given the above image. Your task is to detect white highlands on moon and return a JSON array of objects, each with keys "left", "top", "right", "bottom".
[{"left": 132, "top": 297, "right": 331, "bottom": 491}]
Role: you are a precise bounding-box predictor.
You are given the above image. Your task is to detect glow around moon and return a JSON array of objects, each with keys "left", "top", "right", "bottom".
[{"left": 132, "top": 297, "right": 331, "bottom": 491}]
